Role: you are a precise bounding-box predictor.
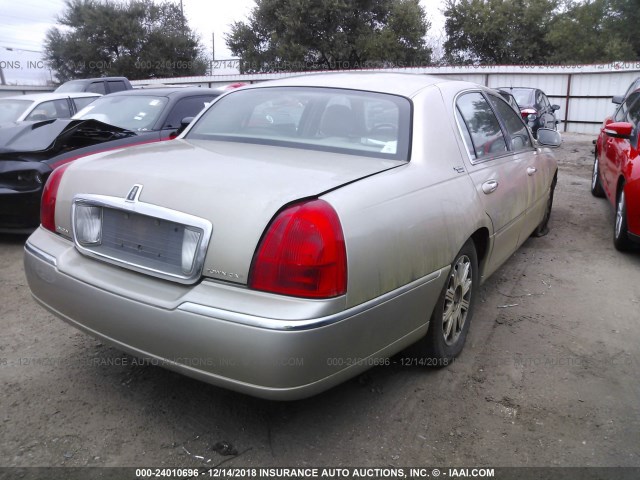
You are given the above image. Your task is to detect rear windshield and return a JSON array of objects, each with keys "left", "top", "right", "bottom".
[
  {"left": 186, "top": 87, "right": 411, "bottom": 160},
  {"left": 55, "top": 81, "right": 87, "bottom": 93},
  {"left": 503, "top": 88, "right": 533, "bottom": 107},
  {"left": 0, "top": 99, "right": 33, "bottom": 122}
]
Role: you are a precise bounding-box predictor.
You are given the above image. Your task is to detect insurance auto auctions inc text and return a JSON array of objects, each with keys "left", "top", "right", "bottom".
[{"left": 189, "top": 467, "right": 495, "bottom": 478}]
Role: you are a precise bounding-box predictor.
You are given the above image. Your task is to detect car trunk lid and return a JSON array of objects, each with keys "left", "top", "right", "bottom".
[{"left": 56, "top": 138, "right": 404, "bottom": 284}]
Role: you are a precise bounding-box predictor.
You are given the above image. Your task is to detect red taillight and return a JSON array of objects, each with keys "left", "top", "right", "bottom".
[
  {"left": 249, "top": 199, "right": 347, "bottom": 299},
  {"left": 40, "top": 163, "right": 71, "bottom": 233},
  {"left": 521, "top": 108, "right": 537, "bottom": 120}
]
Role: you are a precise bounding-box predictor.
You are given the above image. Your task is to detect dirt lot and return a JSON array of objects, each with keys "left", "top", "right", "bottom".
[{"left": 1, "top": 133, "right": 639, "bottom": 471}]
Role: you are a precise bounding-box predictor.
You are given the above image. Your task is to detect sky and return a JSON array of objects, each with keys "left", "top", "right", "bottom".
[{"left": 0, "top": 0, "right": 446, "bottom": 85}]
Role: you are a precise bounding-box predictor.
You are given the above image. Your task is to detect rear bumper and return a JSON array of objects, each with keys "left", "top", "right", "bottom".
[{"left": 24, "top": 227, "right": 446, "bottom": 400}]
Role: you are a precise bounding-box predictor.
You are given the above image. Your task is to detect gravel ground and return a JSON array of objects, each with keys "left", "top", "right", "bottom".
[{"left": 1, "top": 133, "right": 639, "bottom": 472}]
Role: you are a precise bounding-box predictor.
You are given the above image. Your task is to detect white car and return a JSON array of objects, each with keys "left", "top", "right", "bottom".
[{"left": 0, "top": 92, "right": 101, "bottom": 124}]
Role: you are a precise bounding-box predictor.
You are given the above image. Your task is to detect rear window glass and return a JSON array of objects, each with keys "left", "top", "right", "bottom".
[
  {"left": 503, "top": 88, "right": 533, "bottom": 107},
  {"left": 108, "top": 81, "right": 128, "bottom": 93},
  {"left": 186, "top": 87, "right": 411, "bottom": 160},
  {"left": 86, "top": 82, "right": 107, "bottom": 94}
]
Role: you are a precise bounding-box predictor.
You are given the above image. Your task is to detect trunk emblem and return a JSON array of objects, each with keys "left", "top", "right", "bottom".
[{"left": 126, "top": 184, "right": 143, "bottom": 202}]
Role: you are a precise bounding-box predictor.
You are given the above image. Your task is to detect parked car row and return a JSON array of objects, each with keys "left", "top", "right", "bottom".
[
  {"left": 23, "top": 72, "right": 563, "bottom": 400},
  {"left": 10, "top": 71, "right": 637, "bottom": 401}
]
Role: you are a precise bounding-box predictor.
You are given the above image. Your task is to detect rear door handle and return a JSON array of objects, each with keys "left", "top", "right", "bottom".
[
  {"left": 482, "top": 180, "right": 499, "bottom": 194},
  {"left": 527, "top": 167, "right": 537, "bottom": 176}
]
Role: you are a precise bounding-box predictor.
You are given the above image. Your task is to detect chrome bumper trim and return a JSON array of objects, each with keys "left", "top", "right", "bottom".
[{"left": 178, "top": 268, "right": 445, "bottom": 331}]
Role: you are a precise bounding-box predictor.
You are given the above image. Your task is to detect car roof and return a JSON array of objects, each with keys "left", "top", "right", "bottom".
[
  {"left": 497, "top": 86, "right": 536, "bottom": 92},
  {"left": 0, "top": 92, "right": 102, "bottom": 101},
  {"left": 107, "top": 87, "right": 221, "bottom": 98},
  {"left": 61, "top": 77, "right": 129, "bottom": 83},
  {"left": 241, "top": 72, "right": 461, "bottom": 97}
]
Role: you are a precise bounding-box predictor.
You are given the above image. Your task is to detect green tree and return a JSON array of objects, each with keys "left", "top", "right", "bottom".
[
  {"left": 225, "top": 0, "right": 432, "bottom": 73},
  {"left": 443, "top": 0, "right": 557, "bottom": 64},
  {"left": 608, "top": 0, "right": 640, "bottom": 60},
  {"left": 44, "top": 0, "right": 208, "bottom": 82},
  {"left": 546, "top": 0, "right": 634, "bottom": 63}
]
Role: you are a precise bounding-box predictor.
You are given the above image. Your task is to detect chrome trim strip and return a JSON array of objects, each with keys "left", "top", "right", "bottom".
[
  {"left": 71, "top": 194, "right": 213, "bottom": 285},
  {"left": 178, "top": 268, "right": 445, "bottom": 331},
  {"left": 25, "top": 241, "right": 57, "bottom": 267}
]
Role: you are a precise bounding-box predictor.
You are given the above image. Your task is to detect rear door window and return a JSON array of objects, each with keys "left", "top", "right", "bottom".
[{"left": 456, "top": 92, "right": 508, "bottom": 161}]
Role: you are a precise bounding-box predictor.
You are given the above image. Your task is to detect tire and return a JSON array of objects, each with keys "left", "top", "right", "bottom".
[
  {"left": 614, "top": 187, "right": 633, "bottom": 251},
  {"left": 591, "top": 155, "right": 605, "bottom": 198},
  {"left": 416, "top": 239, "right": 478, "bottom": 364},
  {"left": 532, "top": 174, "right": 557, "bottom": 237}
]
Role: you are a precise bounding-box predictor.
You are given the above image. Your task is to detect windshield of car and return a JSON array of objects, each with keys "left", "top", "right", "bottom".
[
  {"left": 186, "top": 87, "right": 411, "bottom": 160},
  {"left": 0, "top": 99, "right": 33, "bottom": 123},
  {"left": 73, "top": 95, "right": 168, "bottom": 131}
]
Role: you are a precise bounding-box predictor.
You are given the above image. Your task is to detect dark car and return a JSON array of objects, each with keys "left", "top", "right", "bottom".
[
  {"left": 498, "top": 87, "right": 560, "bottom": 137},
  {"left": 496, "top": 89, "right": 521, "bottom": 113},
  {"left": 55, "top": 77, "right": 133, "bottom": 95},
  {"left": 0, "top": 87, "right": 221, "bottom": 233}
]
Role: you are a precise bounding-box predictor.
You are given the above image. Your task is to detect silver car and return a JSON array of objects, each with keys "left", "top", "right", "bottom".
[{"left": 24, "top": 73, "right": 560, "bottom": 400}]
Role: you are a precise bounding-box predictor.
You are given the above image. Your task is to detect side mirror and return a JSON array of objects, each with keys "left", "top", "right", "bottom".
[
  {"left": 551, "top": 104, "right": 560, "bottom": 111},
  {"left": 537, "top": 128, "right": 562, "bottom": 148},
  {"left": 603, "top": 122, "right": 633, "bottom": 139},
  {"left": 612, "top": 95, "right": 624, "bottom": 105},
  {"left": 175, "top": 116, "right": 195, "bottom": 136}
]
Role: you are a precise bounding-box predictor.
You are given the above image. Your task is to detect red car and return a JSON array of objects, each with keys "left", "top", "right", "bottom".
[{"left": 592, "top": 88, "right": 640, "bottom": 250}]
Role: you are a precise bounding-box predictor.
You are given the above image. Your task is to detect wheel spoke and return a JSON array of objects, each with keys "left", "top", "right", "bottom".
[
  {"left": 453, "top": 308, "right": 462, "bottom": 334},
  {"left": 445, "top": 288, "right": 455, "bottom": 304},
  {"left": 455, "top": 259, "right": 470, "bottom": 286},
  {"left": 616, "top": 192, "right": 625, "bottom": 237},
  {"left": 443, "top": 301, "right": 454, "bottom": 337},
  {"left": 462, "top": 278, "right": 472, "bottom": 297},
  {"left": 460, "top": 297, "right": 470, "bottom": 313}
]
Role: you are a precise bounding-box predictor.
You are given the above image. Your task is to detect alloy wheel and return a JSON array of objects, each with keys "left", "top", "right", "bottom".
[{"left": 442, "top": 255, "right": 472, "bottom": 346}]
